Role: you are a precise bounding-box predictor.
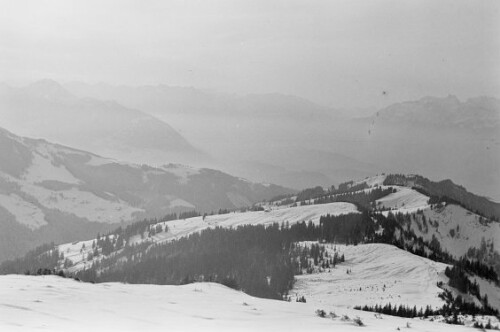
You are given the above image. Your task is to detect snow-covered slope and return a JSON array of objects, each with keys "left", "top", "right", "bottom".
[
  {"left": 354, "top": 174, "right": 386, "bottom": 188},
  {"left": 56, "top": 174, "right": 500, "bottom": 275},
  {"left": 0, "top": 138, "right": 142, "bottom": 229},
  {"left": 0, "top": 131, "right": 289, "bottom": 229},
  {"left": 413, "top": 204, "right": 500, "bottom": 258},
  {"left": 357, "top": 175, "right": 500, "bottom": 261},
  {"left": 291, "top": 243, "right": 449, "bottom": 310},
  {"left": 0, "top": 275, "right": 486, "bottom": 332},
  {"left": 59, "top": 202, "right": 358, "bottom": 273},
  {"left": 146, "top": 202, "right": 357, "bottom": 242},
  {"left": 0, "top": 127, "right": 292, "bottom": 262},
  {"left": 376, "top": 186, "right": 430, "bottom": 213}
]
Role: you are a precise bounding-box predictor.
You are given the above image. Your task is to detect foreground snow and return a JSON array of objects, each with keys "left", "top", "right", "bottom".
[{"left": 0, "top": 275, "right": 481, "bottom": 332}]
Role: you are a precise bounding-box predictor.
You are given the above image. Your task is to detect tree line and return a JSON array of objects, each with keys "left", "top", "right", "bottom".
[{"left": 74, "top": 222, "right": 350, "bottom": 300}]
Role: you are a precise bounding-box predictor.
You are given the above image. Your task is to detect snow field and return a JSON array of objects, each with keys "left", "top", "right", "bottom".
[
  {"left": 0, "top": 275, "right": 481, "bottom": 332},
  {"left": 290, "top": 243, "right": 449, "bottom": 310}
]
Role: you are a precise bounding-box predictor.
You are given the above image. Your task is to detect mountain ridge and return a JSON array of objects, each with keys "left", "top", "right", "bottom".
[{"left": 369, "top": 95, "right": 500, "bottom": 132}]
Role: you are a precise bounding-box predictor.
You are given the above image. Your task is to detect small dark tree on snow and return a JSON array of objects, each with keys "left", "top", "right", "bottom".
[{"left": 316, "top": 309, "right": 326, "bottom": 318}]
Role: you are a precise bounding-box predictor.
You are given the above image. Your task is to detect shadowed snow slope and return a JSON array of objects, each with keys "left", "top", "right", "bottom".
[{"left": 0, "top": 275, "right": 478, "bottom": 332}]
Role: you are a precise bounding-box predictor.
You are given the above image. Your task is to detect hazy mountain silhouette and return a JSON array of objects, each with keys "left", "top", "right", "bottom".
[{"left": 0, "top": 80, "right": 208, "bottom": 167}]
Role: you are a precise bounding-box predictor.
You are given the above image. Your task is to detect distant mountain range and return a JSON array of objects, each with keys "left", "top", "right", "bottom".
[
  {"left": 65, "top": 82, "right": 383, "bottom": 189},
  {"left": 65, "top": 82, "right": 334, "bottom": 120},
  {"left": 2, "top": 80, "right": 498, "bottom": 200},
  {"left": 65, "top": 82, "right": 500, "bottom": 200},
  {"left": 0, "top": 80, "right": 207, "bottom": 167},
  {"left": 370, "top": 95, "right": 500, "bottom": 132},
  {"left": 0, "top": 127, "right": 291, "bottom": 262}
]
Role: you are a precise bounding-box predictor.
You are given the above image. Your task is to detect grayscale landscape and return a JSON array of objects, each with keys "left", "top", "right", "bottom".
[{"left": 0, "top": 1, "right": 499, "bottom": 331}]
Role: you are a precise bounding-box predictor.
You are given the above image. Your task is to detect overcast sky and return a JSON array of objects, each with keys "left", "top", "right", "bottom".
[{"left": 1, "top": 0, "right": 499, "bottom": 108}]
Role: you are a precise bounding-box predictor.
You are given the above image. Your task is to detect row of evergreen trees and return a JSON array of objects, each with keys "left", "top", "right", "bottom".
[
  {"left": 293, "top": 180, "right": 384, "bottom": 206},
  {"left": 312, "top": 187, "right": 396, "bottom": 210},
  {"left": 356, "top": 289, "right": 498, "bottom": 320},
  {"left": 292, "top": 179, "right": 384, "bottom": 204},
  {"left": 118, "top": 215, "right": 174, "bottom": 241},
  {"left": 454, "top": 256, "right": 498, "bottom": 282},
  {"left": 354, "top": 303, "right": 439, "bottom": 318}
]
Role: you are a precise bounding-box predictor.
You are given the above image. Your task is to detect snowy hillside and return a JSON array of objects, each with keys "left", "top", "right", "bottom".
[
  {"left": 354, "top": 175, "right": 500, "bottom": 261},
  {"left": 0, "top": 275, "right": 489, "bottom": 332},
  {"left": 376, "top": 186, "right": 430, "bottom": 213},
  {"left": 3, "top": 174, "right": 499, "bottom": 330},
  {"left": 0, "top": 131, "right": 142, "bottom": 229},
  {"left": 0, "top": 128, "right": 289, "bottom": 229},
  {"left": 59, "top": 202, "right": 358, "bottom": 273},
  {"left": 0, "top": 127, "right": 291, "bottom": 262},
  {"left": 291, "top": 243, "right": 449, "bottom": 309},
  {"left": 54, "top": 174, "right": 500, "bottom": 277},
  {"left": 377, "top": 185, "right": 500, "bottom": 260},
  {"left": 412, "top": 204, "right": 500, "bottom": 259}
]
